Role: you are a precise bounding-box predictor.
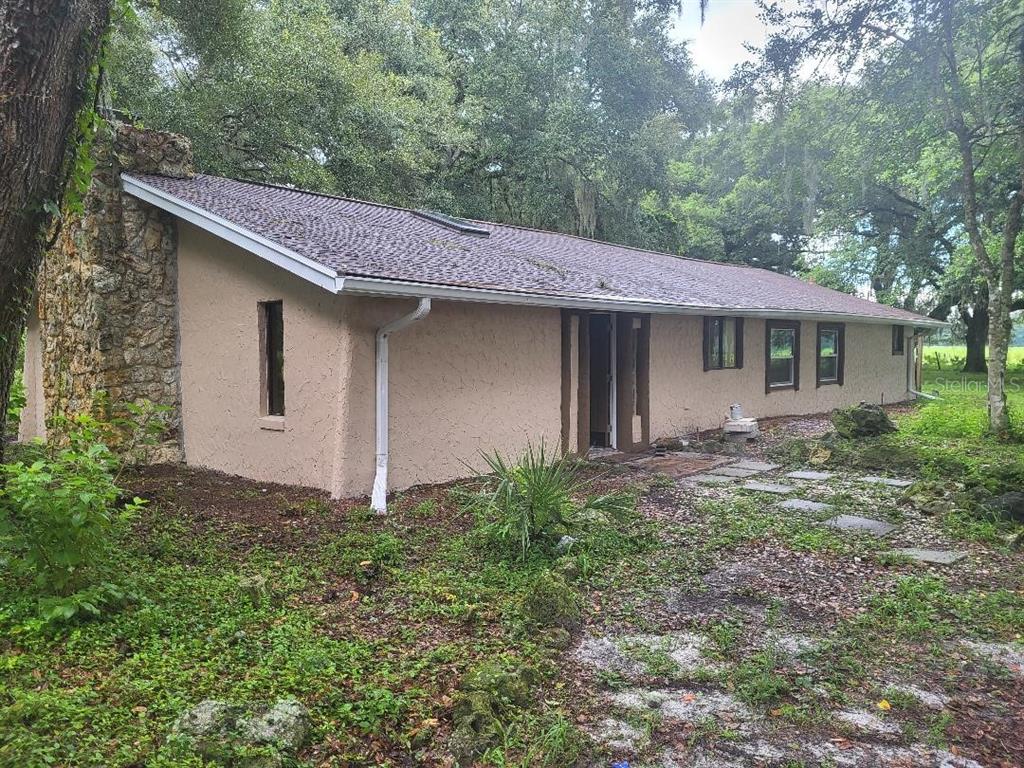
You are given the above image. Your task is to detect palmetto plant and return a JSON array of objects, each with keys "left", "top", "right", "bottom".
[{"left": 469, "top": 443, "right": 630, "bottom": 562}]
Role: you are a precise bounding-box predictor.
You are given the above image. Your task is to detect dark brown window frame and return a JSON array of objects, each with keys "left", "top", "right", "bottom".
[
  {"left": 259, "top": 300, "right": 285, "bottom": 417},
  {"left": 764, "top": 320, "right": 801, "bottom": 393},
  {"left": 816, "top": 322, "right": 845, "bottom": 387},
  {"left": 702, "top": 316, "right": 744, "bottom": 371},
  {"left": 892, "top": 325, "right": 905, "bottom": 355}
]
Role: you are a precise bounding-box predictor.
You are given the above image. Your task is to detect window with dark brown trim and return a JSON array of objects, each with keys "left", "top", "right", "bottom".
[
  {"left": 816, "top": 322, "right": 845, "bottom": 387},
  {"left": 765, "top": 320, "right": 800, "bottom": 392},
  {"left": 260, "top": 300, "right": 285, "bottom": 416},
  {"left": 892, "top": 325, "right": 905, "bottom": 355},
  {"left": 703, "top": 316, "right": 744, "bottom": 371}
]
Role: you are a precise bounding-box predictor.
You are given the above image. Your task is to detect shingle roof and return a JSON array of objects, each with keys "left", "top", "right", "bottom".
[{"left": 127, "top": 172, "right": 939, "bottom": 326}]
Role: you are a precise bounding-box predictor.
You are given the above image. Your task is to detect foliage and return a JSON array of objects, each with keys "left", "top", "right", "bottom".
[
  {"left": 7, "top": 367, "right": 24, "bottom": 433},
  {"left": 0, "top": 398, "right": 169, "bottom": 627},
  {"left": 466, "top": 443, "right": 631, "bottom": 562}
]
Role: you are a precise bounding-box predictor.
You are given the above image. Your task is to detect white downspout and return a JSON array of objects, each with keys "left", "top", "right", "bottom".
[{"left": 371, "top": 298, "right": 432, "bottom": 513}]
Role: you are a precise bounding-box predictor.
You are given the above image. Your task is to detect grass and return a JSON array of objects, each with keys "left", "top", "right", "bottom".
[
  {"left": 3, "top": 379, "right": 1023, "bottom": 766},
  {"left": 922, "top": 344, "right": 1024, "bottom": 371}
]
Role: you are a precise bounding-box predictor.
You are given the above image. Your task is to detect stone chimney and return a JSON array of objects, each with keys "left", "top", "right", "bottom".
[{"left": 36, "top": 121, "right": 193, "bottom": 461}]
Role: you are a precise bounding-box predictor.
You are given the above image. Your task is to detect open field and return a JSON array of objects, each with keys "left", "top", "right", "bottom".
[{"left": 923, "top": 345, "right": 1024, "bottom": 371}]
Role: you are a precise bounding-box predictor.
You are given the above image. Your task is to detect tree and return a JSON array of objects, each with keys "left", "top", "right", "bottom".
[
  {"left": 108, "top": 0, "right": 463, "bottom": 207},
  {"left": 0, "top": 0, "right": 113, "bottom": 454},
  {"left": 760, "top": 0, "right": 1024, "bottom": 434}
]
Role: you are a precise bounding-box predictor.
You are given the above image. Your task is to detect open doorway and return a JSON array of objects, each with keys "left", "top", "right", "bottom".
[{"left": 588, "top": 313, "right": 615, "bottom": 448}]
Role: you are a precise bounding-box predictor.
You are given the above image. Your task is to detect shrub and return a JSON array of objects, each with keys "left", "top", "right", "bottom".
[
  {"left": 0, "top": 413, "right": 145, "bottom": 616},
  {"left": 467, "top": 443, "right": 631, "bottom": 562}
]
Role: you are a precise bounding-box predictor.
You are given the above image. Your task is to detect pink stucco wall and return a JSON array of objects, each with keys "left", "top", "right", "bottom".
[
  {"left": 176, "top": 223, "right": 563, "bottom": 497},
  {"left": 648, "top": 314, "right": 911, "bottom": 437}
]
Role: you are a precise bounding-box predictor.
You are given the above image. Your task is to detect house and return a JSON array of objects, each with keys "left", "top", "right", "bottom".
[{"left": 19, "top": 125, "right": 942, "bottom": 511}]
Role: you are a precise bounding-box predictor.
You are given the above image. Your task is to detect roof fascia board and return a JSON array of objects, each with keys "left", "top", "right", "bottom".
[
  {"left": 338, "top": 276, "right": 947, "bottom": 328},
  {"left": 121, "top": 174, "right": 339, "bottom": 293}
]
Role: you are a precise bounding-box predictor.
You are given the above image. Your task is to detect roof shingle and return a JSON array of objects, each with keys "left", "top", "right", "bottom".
[{"left": 128, "top": 172, "right": 938, "bottom": 325}]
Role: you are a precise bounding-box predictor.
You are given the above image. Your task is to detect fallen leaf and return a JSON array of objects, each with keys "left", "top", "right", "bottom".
[{"left": 877, "top": 699, "right": 892, "bottom": 711}]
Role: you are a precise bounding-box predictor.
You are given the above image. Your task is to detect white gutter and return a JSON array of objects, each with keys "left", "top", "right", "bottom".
[
  {"left": 338, "top": 276, "right": 949, "bottom": 328},
  {"left": 121, "top": 174, "right": 948, "bottom": 330},
  {"left": 371, "top": 298, "right": 432, "bottom": 513}
]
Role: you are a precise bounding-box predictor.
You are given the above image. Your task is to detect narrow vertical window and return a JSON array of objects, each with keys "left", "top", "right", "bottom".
[
  {"left": 892, "top": 325, "right": 905, "bottom": 355},
  {"left": 260, "top": 300, "right": 285, "bottom": 416},
  {"left": 765, "top": 320, "right": 800, "bottom": 391},
  {"left": 703, "top": 316, "right": 744, "bottom": 370},
  {"left": 816, "top": 323, "right": 845, "bottom": 386}
]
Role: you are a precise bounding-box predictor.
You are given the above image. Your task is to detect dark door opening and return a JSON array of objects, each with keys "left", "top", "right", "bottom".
[{"left": 589, "top": 314, "right": 613, "bottom": 447}]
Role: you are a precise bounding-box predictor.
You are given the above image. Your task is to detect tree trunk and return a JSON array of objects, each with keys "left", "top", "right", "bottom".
[
  {"left": 961, "top": 297, "right": 989, "bottom": 374},
  {"left": 0, "top": 0, "right": 111, "bottom": 455}
]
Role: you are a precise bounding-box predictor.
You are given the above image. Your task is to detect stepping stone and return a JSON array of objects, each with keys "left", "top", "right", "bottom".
[
  {"left": 688, "top": 474, "right": 738, "bottom": 485},
  {"left": 860, "top": 475, "right": 914, "bottom": 488},
  {"left": 886, "top": 548, "right": 967, "bottom": 565},
  {"left": 741, "top": 481, "right": 796, "bottom": 494},
  {"left": 778, "top": 498, "right": 832, "bottom": 513},
  {"left": 786, "top": 470, "right": 833, "bottom": 481},
  {"left": 708, "top": 466, "right": 762, "bottom": 478},
  {"left": 824, "top": 514, "right": 896, "bottom": 537},
  {"left": 835, "top": 709, "right": 901, "bottom": 736},
  {"left": 730, "top": 460, "right": 780, "bottom": 472}
]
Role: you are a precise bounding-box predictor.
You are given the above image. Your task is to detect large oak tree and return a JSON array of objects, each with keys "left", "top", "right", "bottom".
[{"left": 0, "top": 0, "right": 113, "bottom": 451}]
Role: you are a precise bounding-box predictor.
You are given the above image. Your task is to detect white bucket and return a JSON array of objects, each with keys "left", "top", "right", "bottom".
[{"left": 729, "top": 403, "right": 743, "bottom": 420}]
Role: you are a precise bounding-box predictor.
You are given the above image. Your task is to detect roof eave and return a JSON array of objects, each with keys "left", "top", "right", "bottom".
[
  {"left": 338, "top": 275, "right": 947, "bottom": 328},
  {"left": 122, "top": 174, "right": 947, "bottom": 329}
]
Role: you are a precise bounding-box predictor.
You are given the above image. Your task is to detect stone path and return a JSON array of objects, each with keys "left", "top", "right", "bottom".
[
  {"left": 777, "top": 498, "right": 832, "bottom": 513},
  {"left": 740, "top": 481, "right": 796, "bottom": 494},
  {"left": 887, "top": 547, "right": 967, "bottom": 564},
  {"left": 579, "top": 456, "right": 999, "bottom": 767},
  {"left": 786, "top": 470, "right": 833, "bottom": 481},
  {"left": 825, "top": 513, "right": 897, "bottom": 537}
]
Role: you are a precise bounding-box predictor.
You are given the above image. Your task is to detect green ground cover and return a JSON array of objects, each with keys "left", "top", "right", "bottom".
[
  {"left": 922, "top": 344, "right": 1024, "bottom": 371},
  {"left": 1, "top": 386, "right": 1022, "bottom": 767}
]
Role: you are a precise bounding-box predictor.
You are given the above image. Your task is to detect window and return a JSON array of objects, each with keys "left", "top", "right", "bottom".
[
  {"left": 816, "top": 323, "right": 845, "bottom": 386},
  {"left": 703, "top": 316, "right": 744, "bottom": 370},
  {"left": 260, "top": 301, "right": 285, "bottom": 416},
  {"left": 765, "top": 321, "right": 800, "bottom": 391},
  {"left": 892, "top": 325, "right": 905, "bottom": 355}
]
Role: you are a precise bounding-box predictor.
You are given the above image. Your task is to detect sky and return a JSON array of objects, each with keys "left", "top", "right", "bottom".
[{"left": 670, "top": 0, "right": 781, "bottom": 81}]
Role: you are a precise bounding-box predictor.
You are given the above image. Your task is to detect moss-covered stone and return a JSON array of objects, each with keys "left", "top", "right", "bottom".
[
  {"left": 831, "top": 402, "right": 897, "bottom": 439},
  {"left": 519, "top": 570, "right": 582, "bottom": 631},
  {"left": 448, "top": 662, "right": 537, "bottom": 765}
]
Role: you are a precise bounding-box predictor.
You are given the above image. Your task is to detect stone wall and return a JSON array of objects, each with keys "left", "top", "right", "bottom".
[{"left": 36, "top": 122, "right": 192, "bottom": 460}]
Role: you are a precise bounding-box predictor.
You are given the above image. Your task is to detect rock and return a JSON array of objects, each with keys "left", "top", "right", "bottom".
[
  {"left": 538, "top": 626, "right": 573, "bottom": 649},
  {"left": 831, "top": 402, "right": 897, "bottom": 439},
  {"left": 982, "top": 491, "right": 1024, "bottom": 523},
  {"left": 172, "top": 699, "right": 239, "bottom": 746},
  {"left": 170, "top": 698, "right": 308, "bottom": 766},
  {"left": 519, "top": 570, "right": 582, "bottom": 631},
  {"left": 449, "top": 663, "right": 536, "bottom": 765},
  {"left": 554, "top": 534, "right": 577, "bottom": 554},
  {"left": 239, "top": 574, "right": 270, "bottom": 605},
  {"left": 240, "top": 699, "right": 308, "bottom": 749}
]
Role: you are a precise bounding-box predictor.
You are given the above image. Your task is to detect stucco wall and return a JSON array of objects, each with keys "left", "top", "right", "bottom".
[
  {"left": 177, "top": 223, "right": 348, "bottom": 490},
  {"left": 332, "top": 298, "right": 563, "bottom": 495},
  {"left": 648, "top": 315, "right": 911, "bottom": 437},
  {"left": 177, "top": 222, "right": 563, "bottom": 495}
]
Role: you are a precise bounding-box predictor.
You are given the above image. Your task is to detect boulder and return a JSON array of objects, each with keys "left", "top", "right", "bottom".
[
  {"left": 449, "top": 663, "right": 537, "bottom": 765},
  {"left": 518, "top": 570, "right": 582, "bottom": 631},
  {"left": 171, "top": 698, "right": 308, "bottom": 766},
  {"left": 982, "top": 491, "right": 1024, "bottom": 524},
  {"left": 831, "top": 402, "right": 897, "bottom": 439}
]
